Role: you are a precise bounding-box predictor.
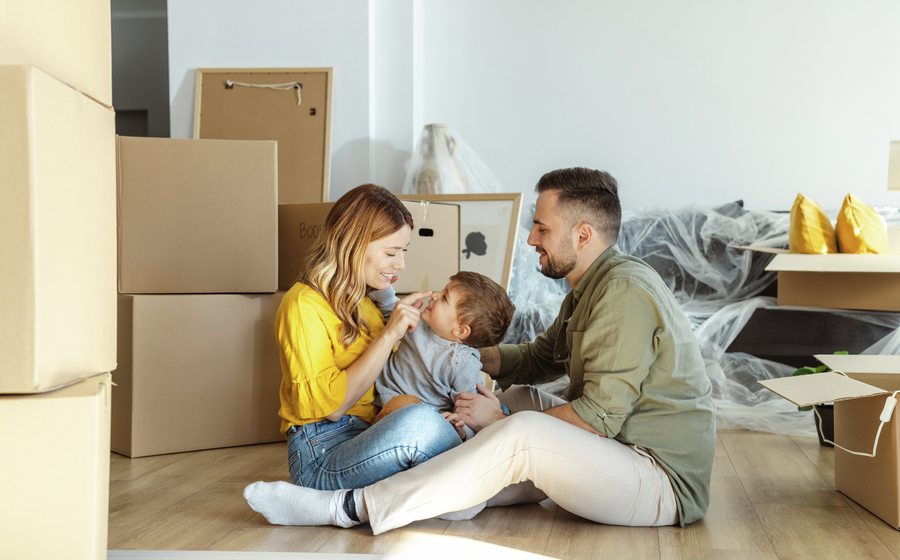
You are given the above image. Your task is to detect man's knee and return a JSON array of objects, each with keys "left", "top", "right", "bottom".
[{"left": 484, "top": 410, "right": 548, "bottom": 440}]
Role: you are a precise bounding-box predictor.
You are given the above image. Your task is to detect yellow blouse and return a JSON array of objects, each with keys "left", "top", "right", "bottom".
[{"left": 276, "top": 282, "right": 385, "bottom": 433}]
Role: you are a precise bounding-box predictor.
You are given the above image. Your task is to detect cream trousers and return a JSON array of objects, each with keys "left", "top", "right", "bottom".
[{"left": 365, "top": 386, "right": 679, "bottom": 534}]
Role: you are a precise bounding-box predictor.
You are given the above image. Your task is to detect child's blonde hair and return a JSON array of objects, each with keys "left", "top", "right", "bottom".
[{"left": 302, "top": 184, "right": 413, "bottom": 348}]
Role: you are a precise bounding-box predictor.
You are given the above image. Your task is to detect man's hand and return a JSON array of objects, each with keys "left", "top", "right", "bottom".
[{"left": 454, "top": 383, "right": 507, "bottom": 432}]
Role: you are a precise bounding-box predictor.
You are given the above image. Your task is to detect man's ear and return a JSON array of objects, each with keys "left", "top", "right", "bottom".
[
  {"left": 455, "top": 324, "right": 472, "bottom": 341},
  {"left": 575, "top": 222, "right": 594, "bottom": 250}
]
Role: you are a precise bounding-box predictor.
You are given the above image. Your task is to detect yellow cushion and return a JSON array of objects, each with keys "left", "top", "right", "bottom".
[
  {"left": 789, "top": 193, "right": 837, "bottom": 254},
  {"left": 835, "top": 193, "right": 889, "bottom": 254}
]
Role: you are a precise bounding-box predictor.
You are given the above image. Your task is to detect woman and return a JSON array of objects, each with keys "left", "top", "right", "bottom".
[{"left": 277, "top": 184, "right": 462, "bottom": 490}]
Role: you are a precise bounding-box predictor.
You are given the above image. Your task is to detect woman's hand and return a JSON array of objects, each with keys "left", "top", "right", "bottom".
[
  {"left": 327, "top": 291, "right": 432, "bottom": 421},
  {"left": 381, "top": 291, "right": 431, "bottom": 342}
]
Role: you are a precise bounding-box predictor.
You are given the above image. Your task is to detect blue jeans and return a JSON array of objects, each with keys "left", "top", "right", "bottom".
[{"left": 286, "top": 403, "right": 463, "bottom": 490}]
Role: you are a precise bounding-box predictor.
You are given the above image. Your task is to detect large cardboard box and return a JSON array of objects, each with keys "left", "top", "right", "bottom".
[
  {"left": 278, "top": 200, "right": 460, "bottom": 293},
  {"left": 0, "top": 64, "right": 117, "bottom": 393},
  {"left": 114, "top": 293, "right": 284, "bottom": 457},
  {"left": 0, "top": 374, "right": 112, "bottom": 560},
  {"left": 117, "top": 136, "right": 278, "bottom": 294},
  {"left": 0, "top": 0, "right": 112, "bottom": 106},
  {"left": 760, "top": 355, "right": 900, "bottom": 529},
  {"left": 736, "top": 226, "right": 900, "bottom": 312}
]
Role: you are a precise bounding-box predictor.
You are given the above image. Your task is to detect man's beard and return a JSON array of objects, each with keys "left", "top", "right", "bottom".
[{"left": 538, "top": 238, "right": 577, "bottom": 279}]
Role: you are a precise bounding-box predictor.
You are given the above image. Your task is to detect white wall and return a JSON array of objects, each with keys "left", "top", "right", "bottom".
[
  {"left": 169, "top": 1, "right": 900, "bottom": 212},
  {"left": 422, "top": 0, "right": 900, "bottom": 212}
]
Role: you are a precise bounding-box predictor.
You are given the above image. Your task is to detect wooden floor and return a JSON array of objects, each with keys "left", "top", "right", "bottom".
[{"left": 108, "top": 430, "right": 900, "bottom": 559}]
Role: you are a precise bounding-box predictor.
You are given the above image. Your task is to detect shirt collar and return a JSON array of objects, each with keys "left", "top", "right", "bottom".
[{"left": 573, "top": 244, "right": 621, "bottom": 301}]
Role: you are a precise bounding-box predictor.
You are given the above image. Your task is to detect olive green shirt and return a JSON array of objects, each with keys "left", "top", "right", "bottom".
[{"left": 496, "top": 246, "right": 715, "bottom": 525}]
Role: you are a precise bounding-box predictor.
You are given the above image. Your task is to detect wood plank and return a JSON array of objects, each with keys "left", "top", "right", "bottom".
[
  {"left": 219, "top": 442, "right": 289, "bottom": 482},
  {"left": 791, "top": 435, "right": 835, "bottom": 483},
  {"left": 319, "top": 520, "right": 554, "bottom": 558},
  {"left": 660, "top": 437, "right": 772, "bottom": 553},
  {"left": 148, "top": 444, "right": 277, "bottom": 481},
  {"left": 209, "top": 524, "right": 339, "bottom": 553},
  {"left": 109, "top": 450, "right": 194, "bottom": 482},
  {"left": 659, "top": 498, "right": 772, "bottom": 553},
  {"left": 659, "top": 547, "right": 778, "bottom": 560},
  {"left": 544, "top": 507, "right": 660, "bottom": 560},
  {"left": 111, "top": 480, "right": 259, "bottom": 551},
  {"left": 754, "top": 502, "right": 896, "bottom": 559},
  {"left": 109, "top": 473, "right": 215, "bottom": 528},
  {"left": 316, "top": 518, "right": 457, "bottom": 555},
  {"left": 719, "top": 430, "right": 847, "bottom": 507},
  {"left": 441, "top": 500, "right": 559, "bottom": 554},
  {"left": 845, "top": 498, "right": 900, "bottom": 556},
  {"left": 709, "top": 439, "right": 754, "bottom": 506}
]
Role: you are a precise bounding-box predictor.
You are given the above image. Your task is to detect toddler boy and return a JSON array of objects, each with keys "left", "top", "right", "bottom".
[{"left": 370, "top": 271, "right": 515, "bottom": 441}]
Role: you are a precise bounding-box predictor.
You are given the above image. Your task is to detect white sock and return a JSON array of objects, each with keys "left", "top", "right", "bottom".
[
  {"left": 435, "top": 501, "right": 486, "bottom": 521},
  {"left": 243, "top": 481, "right": 364, "bottom": 528}
]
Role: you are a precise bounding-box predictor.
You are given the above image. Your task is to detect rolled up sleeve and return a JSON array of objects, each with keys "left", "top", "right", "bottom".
[
  {"left": 569, "top": 278, "right": 659, "bottom": 438},
  {"left": 495, "top": 304, "right": 569, "bottom": 391}
]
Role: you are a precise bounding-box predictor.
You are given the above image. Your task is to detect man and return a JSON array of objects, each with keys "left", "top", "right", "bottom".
[{"left": 244, "top": 167, "right": 716, "bottom": 533}]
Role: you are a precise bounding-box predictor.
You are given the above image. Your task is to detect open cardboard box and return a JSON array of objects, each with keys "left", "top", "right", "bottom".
[
  {"left": 735, "top": 226, "right": 900, "bottom": 312},
  {"left": 759, "top": 354, "right": 900, "bottom": 529},
  {"left": 278, "top": 200, "right": 460, "bottom": 293}
]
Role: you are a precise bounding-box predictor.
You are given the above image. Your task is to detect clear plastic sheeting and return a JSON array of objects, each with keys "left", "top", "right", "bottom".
[
  {"left": 402, "top": 124, "right": 503, "bottom": 195},
  {"left": 617, "top": 201, "right": 789, "bottom": 307},
  {"left": 505, "top": 226, "right": 571, "bottom": 344},
  {"left": 504, "top": 200, "right": 900, "bottom": 438}
]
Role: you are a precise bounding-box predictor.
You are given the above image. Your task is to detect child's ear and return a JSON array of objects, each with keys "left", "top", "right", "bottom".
[{"left": 455, "top": 324, "right": 471, "bottom": 341}]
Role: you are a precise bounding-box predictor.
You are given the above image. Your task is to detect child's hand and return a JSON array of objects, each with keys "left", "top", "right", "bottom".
[{"left": 442, "top": 411, "right": 468, "bottom": 441}]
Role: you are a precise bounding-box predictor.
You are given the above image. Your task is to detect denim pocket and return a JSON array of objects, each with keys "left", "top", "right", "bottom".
[
  {"left": 288, "top": 449, "right": 303, "bottom": 484},
  {"left": 309, "top": 417, "right": 355, "bottom": 445}
]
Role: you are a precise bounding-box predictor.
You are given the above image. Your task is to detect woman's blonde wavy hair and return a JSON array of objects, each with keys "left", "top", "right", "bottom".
[{"left": 301, "top": 184, "right": 413, "bottom": 348}]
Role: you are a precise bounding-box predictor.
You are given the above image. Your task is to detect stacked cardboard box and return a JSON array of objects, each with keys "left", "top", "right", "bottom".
[
  {"left": 114, "top": 136, "right": 284, "bottom": 457},
  {"left": 1, "top": 3, "right": 115, "bottom": 558}
]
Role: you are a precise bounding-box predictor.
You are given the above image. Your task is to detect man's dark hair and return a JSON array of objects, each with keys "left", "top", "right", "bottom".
[{"left": 535, "top": 167, "right": 621, "bottom": 244}]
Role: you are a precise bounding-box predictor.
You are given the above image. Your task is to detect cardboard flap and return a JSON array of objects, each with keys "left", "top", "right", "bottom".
[
  {"left": 730, "top": 245, "right": 789, "bottom": 255},
  {"left": 758, "top": 372, "right": 887, "bottom": 407},
  {"left": 765, "top": 253, "right": 900, "bottom": 273},
  {"left": 816, "top": 354, "right": 900, "bottom": 375}
]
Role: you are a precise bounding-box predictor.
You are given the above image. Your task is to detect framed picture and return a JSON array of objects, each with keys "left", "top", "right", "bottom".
[
  {"left": 193, "top": 68, "right": 333, "bottom": 204},
  {"left": 398, "top": 193, "right": 522, "bottom": 291}
]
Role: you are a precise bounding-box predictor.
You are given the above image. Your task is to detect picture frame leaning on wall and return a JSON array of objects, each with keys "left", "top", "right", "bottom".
[
  {"left": 193, "top": 67, "right": 333, "bottom": 205},
  {"left": 397, "top": 193, "right": 522, "bottom": 292}
]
